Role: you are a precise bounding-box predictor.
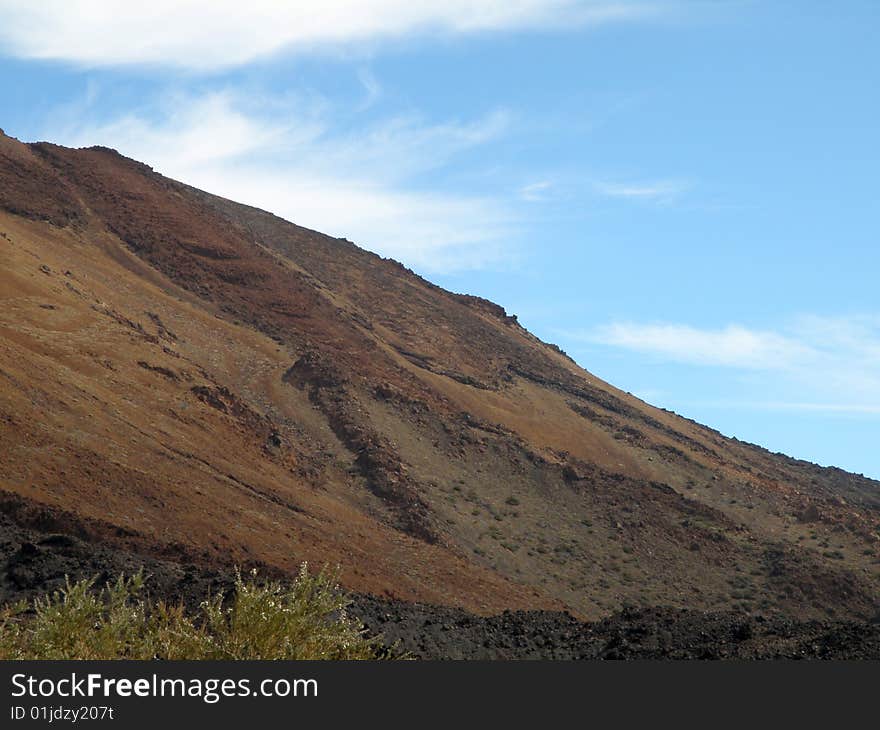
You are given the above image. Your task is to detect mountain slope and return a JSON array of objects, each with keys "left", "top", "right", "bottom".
[{"left": 1, "top": 130, "right": 878, "bottom": 621}]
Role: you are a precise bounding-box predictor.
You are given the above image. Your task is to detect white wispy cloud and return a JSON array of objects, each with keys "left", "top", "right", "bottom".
[
  {"left": 519, "top": 180, "right": 554, "bottom": 202},
  {"left": 588, "top": 322, "right": 813, "bottom": 370},
  {"left": 0, "top": 1, "right": 661, "bottom": 70},
  {"left": 571, "top": 315, "right": 880, "bottom": 414},
  {"left": 43, "top": 88, "right": 518, "bottom": 273},
  {"left": 688, "top": 401, "right": 880, "bottom": 415},
  {"left": 356, "top": 68, "right": 383, "bottom": 110},
  {"left": 593, "top": 179, "right": 687, "bottom": 202}
]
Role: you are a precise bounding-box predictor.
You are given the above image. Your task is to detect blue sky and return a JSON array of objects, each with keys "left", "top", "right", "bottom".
[{"left": 1, "top": 1, "right": 878, "bottom": 477}]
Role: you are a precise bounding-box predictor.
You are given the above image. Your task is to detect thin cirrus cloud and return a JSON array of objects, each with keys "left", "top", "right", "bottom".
[
  {"left": 519, "top": 180, "right": 554, "bottom": 202},
  {"left": 593, "top": 179, "right": 688, "bottom": 202},
  {"left": 0, "top": 1, "right": 662, "bottom": 70},
  {"left": 573, "top": 316, "right": 880, "bottom": 414},
  {"left": 588, "top": 322, "right": 813, "bottom": 370},
  {"left": 43, "top": 90, "right": 519, "bottom": 273},
  {"left": 691, "top": 401, "right": 880, "bottom": 415}
]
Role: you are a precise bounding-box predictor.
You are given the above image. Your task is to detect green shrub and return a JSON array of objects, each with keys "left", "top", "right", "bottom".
[{"left": 0, "top": 564, "right": 379, "bottom": 660}]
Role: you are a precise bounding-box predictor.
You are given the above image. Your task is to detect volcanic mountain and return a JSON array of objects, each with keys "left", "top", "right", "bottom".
[{"left": 1, "top": 129, "right": 879, "bottom": 628}]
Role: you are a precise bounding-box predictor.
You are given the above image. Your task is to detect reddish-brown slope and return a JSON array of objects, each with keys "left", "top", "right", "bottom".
[{"left": 1, "top": 130, "right": 878, "bottom": 620}]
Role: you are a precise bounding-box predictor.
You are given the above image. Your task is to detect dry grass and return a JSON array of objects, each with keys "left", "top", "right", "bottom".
[{"left": 0, "top": 564, "right": 380, "bottom": 660}]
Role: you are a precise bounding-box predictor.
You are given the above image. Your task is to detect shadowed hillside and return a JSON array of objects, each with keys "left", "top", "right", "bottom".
[{"left": 1, "top": 129, "right": 879, "bottom": 627}]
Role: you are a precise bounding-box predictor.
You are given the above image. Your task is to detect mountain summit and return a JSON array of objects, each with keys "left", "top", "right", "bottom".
[{"left": 1, "top": 130, "right": 878, "bottom": 623}]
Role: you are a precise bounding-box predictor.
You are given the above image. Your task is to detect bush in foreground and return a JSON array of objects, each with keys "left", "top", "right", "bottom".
[{"left": 0, "top": 564, "right": 380, "bottom": 660}]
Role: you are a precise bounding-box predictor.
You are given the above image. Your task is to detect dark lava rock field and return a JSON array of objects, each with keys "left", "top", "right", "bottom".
[{"left": 3, "top": 508, "right": 880, "bottom": 660}]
